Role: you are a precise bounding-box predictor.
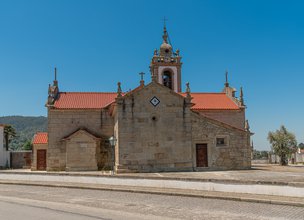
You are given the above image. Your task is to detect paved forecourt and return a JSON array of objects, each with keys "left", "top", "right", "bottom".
[{"left": 0, "top": 164, "right": 303, "bottom": 206}]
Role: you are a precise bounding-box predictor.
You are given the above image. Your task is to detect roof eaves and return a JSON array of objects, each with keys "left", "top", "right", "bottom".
[
  {"left": 62, "top": 128, "right": 101, "bottom": 141},
  {"left": 53, "top": 107, "right": 103, "bottom": 110},
  {"left": 191, "top": 108, "right": 240, "bottom": 111}
]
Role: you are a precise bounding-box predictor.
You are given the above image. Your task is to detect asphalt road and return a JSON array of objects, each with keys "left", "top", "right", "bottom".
[{"left": 0, "top": 184, "right": 303, "bottom": 220}]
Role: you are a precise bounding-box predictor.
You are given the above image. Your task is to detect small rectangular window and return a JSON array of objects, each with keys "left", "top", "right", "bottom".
[
  {"left": 216, "top": 137, "right": 227, "bottom": 146},
  {"left": 216, "top": 138, "right": 225, "bottom": 145}
]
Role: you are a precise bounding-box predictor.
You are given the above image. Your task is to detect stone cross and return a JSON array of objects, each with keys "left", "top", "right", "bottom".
[
  {"left": 117, "top": 82, "right": 122, "bottom": 97},
  {"left": 139, "top": 72, "right": 145, "bottom": 81},
  {"left": 139, "top": 72, "right": 145, "bottom": 86},
  {"left": 163, "top": 16, "right": 168, "bottom": 27}
]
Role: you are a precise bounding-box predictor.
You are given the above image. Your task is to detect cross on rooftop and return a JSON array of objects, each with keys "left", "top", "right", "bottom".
[
  {"left": 139, "top": 72, "right": 145, "bottom": 86},
  {"left": 163, "top": 16, "right": 168, "bottom": 27},
  {"left": 139, "top": 72, "right": 145, "bottom": 81}
]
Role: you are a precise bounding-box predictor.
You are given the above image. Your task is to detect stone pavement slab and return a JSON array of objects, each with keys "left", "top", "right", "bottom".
[{"left": 1, "top": 164, "right": 303, "bottom": 187}]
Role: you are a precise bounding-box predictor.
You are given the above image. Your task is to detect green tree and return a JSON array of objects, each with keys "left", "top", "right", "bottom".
[
  {"left": 4, "top": 125, "right": 17, "bottom": 151},
  {"left": 22, "top": 140, "right": 32, "bottom": 150},
  {"left": 268, "top": 125, "right": 297, "bottom": 166},
  {"left": 0, "top": 116, "right": 47, "bottom": 150},
  {"left": 260, "top": 151, "right": 269, "bottom": 159}
]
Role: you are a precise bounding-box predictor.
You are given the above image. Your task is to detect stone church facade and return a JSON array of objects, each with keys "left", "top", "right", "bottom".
[{"left": 45, "top": 26, "right": 252, "bottom": 172}]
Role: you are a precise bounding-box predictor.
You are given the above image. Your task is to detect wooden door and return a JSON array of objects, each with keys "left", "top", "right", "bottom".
[
  {"left": 196, "top": 144, "right": 208, "bottom": 167},
  {"left": 37, "top": 149, "right": 47, "bottom": 170}
]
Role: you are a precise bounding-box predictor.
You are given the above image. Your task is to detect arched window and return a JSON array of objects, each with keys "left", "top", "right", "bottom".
[{"left": 162, "top": 71, "right": 173, "bottom": 90}]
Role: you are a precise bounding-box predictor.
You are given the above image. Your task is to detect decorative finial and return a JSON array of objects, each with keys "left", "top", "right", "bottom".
[
  {"left": 117, "top": 82, "right": 122, "bottom": 97},
  {"left": 162, "top": 17, "right": 168, "bottom": 43},
  {"left": 163, "top": 16, "right": 168, "bottom": 28},
  {"left": 139, "top": 72, "right": 145, "bottom": 86},
  {"left": 55, "top": 67, "right": 57, "bottom": 81},
  {"left": 245, "top": 120, "right": 250, "bottom": 131},
  {"left": 239, "top": 86, "right": 244, "bottom": 106},
  {"left": 186, "top": 82, "right": 191, "bottom": 99},
  {"left": 154, "top": 49, "right": 158, "bottom": 56},
  {"left": 175, "top": 49, "right": 180, "bottom": 56},
  {"left": 225, "top": 70, "right": 229, "bottom": 87},
  {"left": 53, "top": 67, "right": 58, "bottom": 87}
]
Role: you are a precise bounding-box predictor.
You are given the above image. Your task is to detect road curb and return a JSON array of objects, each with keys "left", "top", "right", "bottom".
[
  {"left": 1, "top": 171, "right": 304, "bottom": 187},
  {"left": 0, "top": 180, "right": 303, "bottom": 208}
]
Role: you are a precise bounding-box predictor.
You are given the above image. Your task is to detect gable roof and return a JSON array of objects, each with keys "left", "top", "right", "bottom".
[
  {"left": 180, "top": 93, "right": 240, "bottom": 110},
  {"left": 53, "top": 92, "right": 118, "bottom": 109},
  {"left": 62, "top": 128, "right": 101, "bottom": 141},
  {"left": 32, "top": 132, "right": 48, "bottom": 144},
  {"left": 52, "top": 90, "right": 239, "bottom": 110},
  {"left": 123, "top": 81, "right": 186, "bottom": 100}
]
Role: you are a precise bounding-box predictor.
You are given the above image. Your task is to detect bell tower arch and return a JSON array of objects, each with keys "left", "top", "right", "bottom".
[{"left": 150, "top": 25, "right": 182, "bottom": 92}]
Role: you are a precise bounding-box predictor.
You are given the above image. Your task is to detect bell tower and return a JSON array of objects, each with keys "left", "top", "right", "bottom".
[{"left": 150, "top": 25, "right": 182, "bottom": 92}]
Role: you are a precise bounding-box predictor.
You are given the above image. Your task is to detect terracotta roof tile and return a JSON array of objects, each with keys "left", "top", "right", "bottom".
[
  {"left": 54, "top": 92, "right": 118, "bottom": 109},
  {"left": 32, "top": 132, "right": 48, "bottom": 144},
  {"left": 53, "top": 91, "right": 239, "bottom": 110},
  {"left": 180, "top": 93, "right": 240, "bottom": 110}
]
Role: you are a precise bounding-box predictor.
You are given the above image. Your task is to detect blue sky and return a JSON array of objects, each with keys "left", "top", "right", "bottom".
[{"left": 0, "top": 0, "right": 303, "bottom": 150}]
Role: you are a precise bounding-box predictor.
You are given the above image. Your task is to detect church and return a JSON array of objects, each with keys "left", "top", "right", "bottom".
[{"left": 42, "top": 26, "right": 252, "bottom": 173}]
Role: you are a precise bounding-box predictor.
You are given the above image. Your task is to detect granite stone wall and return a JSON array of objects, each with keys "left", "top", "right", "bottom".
[
  {"left": 115, "top": 83, "right": 193, "bottom": 173},
  {"left": 46, "top": 83, "right": 251, "bottom": 172},
  {"left": 11, "top": 151, "right": 32, "bottom": 169},
  {"left": 47, "top": 109, "right": 113, "bottom": 171},
  {"left": 65, "top": 131, "right": 99, "bottom": 171},
  {"left": 191, "top": 112, "right": 251, "bottom": 170}
]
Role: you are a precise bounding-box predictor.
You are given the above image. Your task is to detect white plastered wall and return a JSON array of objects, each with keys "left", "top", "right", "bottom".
[{"left": 0, "top": 126, "right": 10, "bottom": 168}]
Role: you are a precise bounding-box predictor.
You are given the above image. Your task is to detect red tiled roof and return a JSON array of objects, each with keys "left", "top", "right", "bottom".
[
  {"left": 54, "top": 92, "right": 118, "bottom": 109},
  {"left": 53, "top": 92, "right": 239, "bottom": 110},
  {"left": 180, "top": 93, "right": 240, "bottom": 110},
  {"left": 32, "top": 132, "right": 48, "bottom": 144}
]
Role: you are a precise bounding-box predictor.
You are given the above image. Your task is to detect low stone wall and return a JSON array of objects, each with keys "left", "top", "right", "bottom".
[
  {"left": 11, "top": 151, "right": 32, "bottom": 169},
  {"left": 252, "top": 159, "right": 269, "bottom": 164}
]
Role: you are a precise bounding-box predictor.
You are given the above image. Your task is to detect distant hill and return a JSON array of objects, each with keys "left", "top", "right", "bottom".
[{"left": 0, "top": 116, "right": 47, "bottom": 150}]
